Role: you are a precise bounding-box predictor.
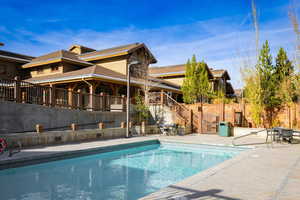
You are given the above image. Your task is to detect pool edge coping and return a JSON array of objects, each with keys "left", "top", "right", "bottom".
[
  {"left": 140, "top": 139, "right": 257, "bottom": 199},
  {"left": 0, "top": 139, "right": 160, "bottom": 170}
]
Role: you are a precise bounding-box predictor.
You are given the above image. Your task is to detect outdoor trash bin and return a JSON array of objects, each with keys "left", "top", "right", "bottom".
[{"left": 219, "top": 122, "right": 231, "bottom": 137}]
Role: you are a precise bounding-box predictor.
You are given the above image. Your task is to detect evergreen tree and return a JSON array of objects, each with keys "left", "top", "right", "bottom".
[
  {"left": 275, "top": 47, "right": 296, "bottom": 127},
  {"left": 256, "top": 41, "right": 282, "bottom": 127},
  {"left": 181, "top": 55, "right": 212, "bottom": 104},
  {"left": 182, "top": 58, "right": 193, "bottom": 103},
  {"left": 244, "top": 42, "right": 297, "bottom": 127},
  {"left": 275, "top": 47, "right": 293, "bottom": 81},
  {"left": 195, "top": 61, "right": 212, "bottom": 103}
]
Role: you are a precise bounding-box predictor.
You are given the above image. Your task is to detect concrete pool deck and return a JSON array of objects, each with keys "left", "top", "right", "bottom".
[{"left": 0, "top": 134, "right": 300, "bottom": 200}]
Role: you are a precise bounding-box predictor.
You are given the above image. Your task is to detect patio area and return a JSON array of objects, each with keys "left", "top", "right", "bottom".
[{"left": 0, "top": 134, "right": 300, "bottom": 200}]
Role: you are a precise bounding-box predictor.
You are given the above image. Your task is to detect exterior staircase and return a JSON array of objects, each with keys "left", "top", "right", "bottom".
[{"left": 148, "top": 92, "right": 201, "bottom": 133}]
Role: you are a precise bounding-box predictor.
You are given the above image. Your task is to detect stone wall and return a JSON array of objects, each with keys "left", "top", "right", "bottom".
[
  {"left": 2, "top": 125, "right": 161, "bottom": 148},
  {"left": 0, "top": 101, "right": 126, "bottom": 134}
]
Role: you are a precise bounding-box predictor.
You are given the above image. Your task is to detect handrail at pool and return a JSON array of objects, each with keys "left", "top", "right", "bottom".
[{"left": 232, "top": 129, "right": 268, "bottom": 146}]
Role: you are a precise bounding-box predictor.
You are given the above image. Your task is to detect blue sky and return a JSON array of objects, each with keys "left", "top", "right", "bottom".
[{"left": 0, "top": 0, "right": 299, "bottom": 88}]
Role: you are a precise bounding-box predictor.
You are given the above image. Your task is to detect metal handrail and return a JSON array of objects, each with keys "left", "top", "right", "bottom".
[{"left": 232, "top": 129, "right": 268, "bottom": 146}]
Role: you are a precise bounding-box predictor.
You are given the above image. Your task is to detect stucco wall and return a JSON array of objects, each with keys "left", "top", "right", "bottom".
[
  {"left": 96, "top": 59, "right": 127, "bottom": 75},
  {"left": 0, "top": 101, "right": 126, "bottom": 134},
  {"left": 30, "top": 63, "right": 63, "bottom": 77},
  {"left": 164, "top": 77, "right": 184, "bottom": 86}
]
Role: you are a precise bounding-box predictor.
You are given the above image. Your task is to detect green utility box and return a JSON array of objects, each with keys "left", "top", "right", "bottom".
[{"left": 219, "top": 122, "right": 231, "bottom": 137}]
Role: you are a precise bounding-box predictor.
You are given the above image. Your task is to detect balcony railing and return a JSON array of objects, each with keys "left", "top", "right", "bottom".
[{"left": 0, "top": 78, "right": 125, "bottom": 112}]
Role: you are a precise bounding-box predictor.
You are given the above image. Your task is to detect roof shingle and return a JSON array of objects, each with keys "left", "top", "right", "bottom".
[{"left": 22, "top": 50, "right": 93, "bottom": 68}]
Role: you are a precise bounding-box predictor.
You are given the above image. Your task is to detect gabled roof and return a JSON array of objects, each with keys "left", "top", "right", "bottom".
[
  {"left": 24, "top": 65, "right": 179, "bottom": 92},
  {"left": 149, "top": 63, "right": 213, "bottom": 79},
  {"left": 226, "top": 82, "right": 235, "bottom": 95},
  {"left": 24, "top": 65, "right": 125, "bottom": 82},
  {"left": 22, "top": 50, "right": 93, "bottom": 68},
  {"left": 211, "top": 69, "right": 231, "bottom": 80},
  {"left": 79, "top": 43, "right": 157, "bottom": 63},
  {"left": 149, "top": 64, "right": 185, "bottom": 77},
  {"left": 0, "top": 50, "right": 34, "bottom": 63},
  {"left": 148, "top": 76, "right": 181, "bottom": 89},
  {"left": 68, "top": 44, "right": 96, "bottom": 54}
]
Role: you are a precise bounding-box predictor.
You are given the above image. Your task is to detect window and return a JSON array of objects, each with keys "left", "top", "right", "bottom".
[
  {"left": 51, "top": 65, "right": 59, "bottom": 72},
  {"left": 234, "top": 112, "right": 243, "bottom": 127},
  {"left": 37, "top": 67, "right": 43, "bottom": 74}
]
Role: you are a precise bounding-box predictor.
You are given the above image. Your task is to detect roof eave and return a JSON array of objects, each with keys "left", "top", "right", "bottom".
[
  {"left": 80, "top": 52, "right": 129, "bottom": 62},
  {"left": 128, "top": 43, "right": 157, "bottom": 64},
  {"left": 0, "top": 55, "right": 31, "bottom": 63},
  {"left": 28, "top": 73, "right": 181, "bottom": 92}
]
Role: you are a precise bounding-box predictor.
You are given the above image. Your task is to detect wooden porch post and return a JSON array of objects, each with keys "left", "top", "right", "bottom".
[
  {"left": 160, "top": 90, "right": 164, "bottom": 105},
  {"left": 220, "top": 102, "right": 225, "bottom": 121},
  {"left": 189, "top": 109, "right": 193, "bottom": 133},
  {"left": 67, "top": 84, "right": 77, "bottom": 109},
  {"left": 121, "top": 95, "right": 126, "bottom": 112},
  {"left": 110, "top": 84, "right": 118, "bottom": 96},
  {"left": 68, "top": 88, "right": 73, "bottom": 109},
  {"left": 14, "top": 76, "right": 21, "bottom": 103},
  {"left": 232, "top": 108, "right": 235, "bottom": 126},
  {"left": 89, "top": 85, "right": 95, "bottom": 111},
  {"left": 100, "top": 92, "right": 104, "bottom": 111},
  {"left": 198, "top": 106, "right": 203, "bottom": 134},
  {"left": 77, "top": 89, "right": 83, "bottom": 109},
  {"left": 50, "top": 84, "right": 56, "bottom": 107}
]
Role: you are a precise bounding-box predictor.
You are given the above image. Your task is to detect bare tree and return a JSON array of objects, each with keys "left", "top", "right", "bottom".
[
  {"left": 252, "top": 0, "right": 260, "bottom": 60},
  {"left": 288, "top": 2, "right": 300, "bottom": 70}
]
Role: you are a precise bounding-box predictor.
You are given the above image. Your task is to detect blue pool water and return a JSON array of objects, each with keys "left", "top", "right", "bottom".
[{"left": 0, "top": 142, "right": 244, "bottom": 200}]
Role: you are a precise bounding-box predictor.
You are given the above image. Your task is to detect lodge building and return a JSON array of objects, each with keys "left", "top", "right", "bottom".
[{"left": 0, "top": 42, "right": 234, "bottom": 110}]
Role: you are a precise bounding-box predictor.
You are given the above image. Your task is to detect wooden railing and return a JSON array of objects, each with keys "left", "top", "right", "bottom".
[
  {"left": 149, "top": 91, "right": 218, "bottom": 133},
  {"left": 0, "top": 78, "right": 125, "bottom": 112},
  {"left": 149, "top": 91, "right": 192, "bottom": 128}
]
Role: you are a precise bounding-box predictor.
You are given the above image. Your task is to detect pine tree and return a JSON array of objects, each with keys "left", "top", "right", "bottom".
[
  {"left": 256, "top": 41, "right": 282, "bottom": 127},
  {"left": 275, "top": 47, "right": 293, "bottom": 81},
  {"left": 195, "top": 61, "right": 212, "bottom": 103},
  {"left": 275, "top": 47, "right": 296, "bottom": 127},
  {"left": 182, "top": 55, "right": 212, "bottom": 104},
  {"left": 182, "top": 58, "right": 193, "bottom": 103}
]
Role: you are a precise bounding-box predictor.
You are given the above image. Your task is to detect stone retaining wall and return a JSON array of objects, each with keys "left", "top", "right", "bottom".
[
  {"left": 0, "top": 101, "right": 126, "bottom": 134},
  {"left": 1, "top": 125, "right": 161, "bottom": 148}
]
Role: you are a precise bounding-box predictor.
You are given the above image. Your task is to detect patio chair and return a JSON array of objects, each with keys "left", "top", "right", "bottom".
[{"left": 267, "top": 127, "right": 293, "bottom": 143}]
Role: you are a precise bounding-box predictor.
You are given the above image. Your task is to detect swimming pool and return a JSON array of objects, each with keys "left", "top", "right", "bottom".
[{"left": 0, "top": 141, "right": 245, "bottom": 200}]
